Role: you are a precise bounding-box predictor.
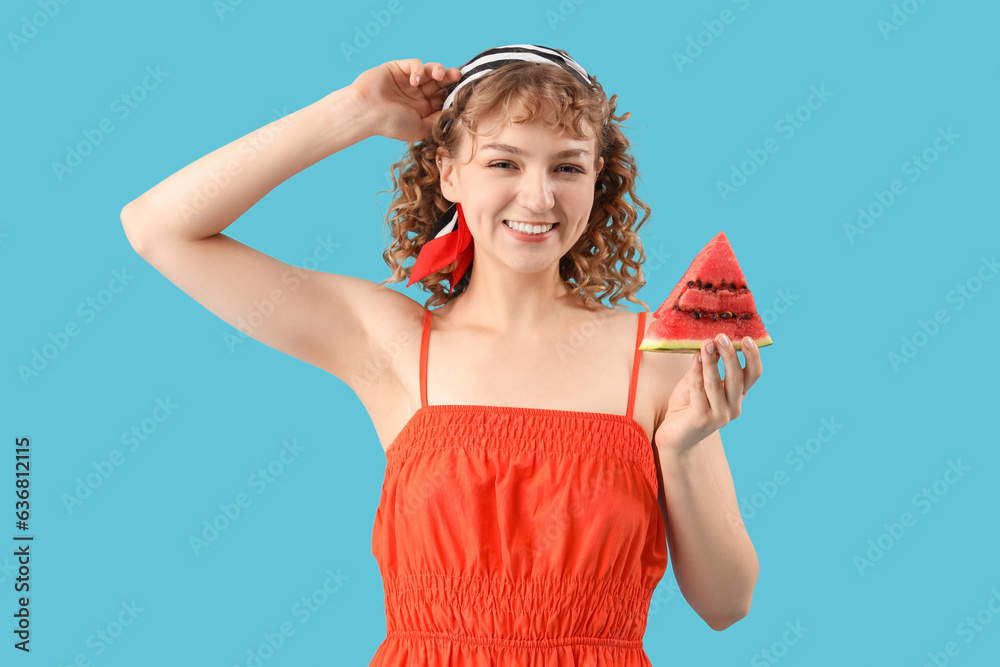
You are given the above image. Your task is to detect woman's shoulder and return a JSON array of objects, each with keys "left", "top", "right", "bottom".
[
  {"left": 339, "top": 283, "right": 427, "bottom": 368},
  {"left": 571, "top": 304, "right": 686, "bottom": 436}
]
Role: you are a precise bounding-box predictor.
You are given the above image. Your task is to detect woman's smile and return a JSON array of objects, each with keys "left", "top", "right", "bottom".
[{"left": 502, "top": 220, "right": 559, "bottom": 241}]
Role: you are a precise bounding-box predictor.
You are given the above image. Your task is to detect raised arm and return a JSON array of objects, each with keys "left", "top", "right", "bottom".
[{"left": 120, "top": 60, "right": 461, "bottom": 383}]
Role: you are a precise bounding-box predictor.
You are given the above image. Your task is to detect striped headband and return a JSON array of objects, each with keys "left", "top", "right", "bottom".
[
  {"left": 407, "top": 45, "right": 597, "bottom": 293},
  {"left": 441, "top": 44, "right": 594, "bottom": 112}
]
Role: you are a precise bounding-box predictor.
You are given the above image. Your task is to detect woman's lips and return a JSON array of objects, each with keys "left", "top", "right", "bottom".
[{"left": 502, "top": 220, "right": 559, "bottom": 242}]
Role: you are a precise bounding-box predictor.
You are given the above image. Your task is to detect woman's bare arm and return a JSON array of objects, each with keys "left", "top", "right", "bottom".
[{"left": 120, "top": 61, "right": 460, "bottom": 383}]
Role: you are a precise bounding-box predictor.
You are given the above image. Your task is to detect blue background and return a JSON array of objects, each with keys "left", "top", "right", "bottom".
[{"left": 3, "top": 0, "right": 999, "bottom": 664}]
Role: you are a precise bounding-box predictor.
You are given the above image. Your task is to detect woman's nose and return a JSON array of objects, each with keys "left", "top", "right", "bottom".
[{"left": 516, "top": 170, "right": 555, "bottom": 212}]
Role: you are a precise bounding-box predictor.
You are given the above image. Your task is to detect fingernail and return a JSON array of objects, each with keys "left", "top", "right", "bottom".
[
  {"left": 415, "top": 74, "right": 420, "bottom": 84},
  {"left": 744, "top": 337, "right": 755, "bottom": 349},
  {"left": 695, "top": 353, "right": 702, "bottom": 363},
  {"left": 718, "top": 334, "right": 730, "bottom": 348},
  {"left": 706, "top": 341, "right": 716, "bottom": 355}
]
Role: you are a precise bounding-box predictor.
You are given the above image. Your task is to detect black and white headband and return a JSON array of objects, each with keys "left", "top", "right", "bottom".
[
  {"left": 441, "top": 44, "right": 594, "bottom": 112},
  {"left": 439, "top": 44, "right": 601, "bottom": 135}
]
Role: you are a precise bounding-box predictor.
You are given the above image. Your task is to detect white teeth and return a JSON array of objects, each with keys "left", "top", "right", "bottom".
[{"left": 504, "top": 220, "right": 554, "bottom": 234}]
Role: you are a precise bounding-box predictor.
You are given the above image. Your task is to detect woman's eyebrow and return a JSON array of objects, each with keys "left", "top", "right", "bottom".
[{"left": 480, "top": 142, "right": 591, "bottom": 159}]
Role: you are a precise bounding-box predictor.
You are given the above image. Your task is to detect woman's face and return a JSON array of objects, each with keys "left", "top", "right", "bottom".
[{"left": 437, "top": 113, "right": 604, "bottom": 277}]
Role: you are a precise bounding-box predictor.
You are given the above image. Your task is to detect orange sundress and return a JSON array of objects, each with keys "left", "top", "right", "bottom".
[{"left": 369, "top": 306, "right": 668, "bottom": 666}]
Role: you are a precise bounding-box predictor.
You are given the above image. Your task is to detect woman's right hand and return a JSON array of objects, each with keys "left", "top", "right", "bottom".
[{"left": 350, "top": 59, "right": 463, "bottom": 143}]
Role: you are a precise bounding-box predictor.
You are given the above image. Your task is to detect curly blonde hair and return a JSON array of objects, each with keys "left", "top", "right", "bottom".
[{"left": 378, "top": 55, "right": 651, "bottom": 312}]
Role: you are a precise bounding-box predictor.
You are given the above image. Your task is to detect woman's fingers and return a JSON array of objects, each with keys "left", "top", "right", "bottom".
[
  {"left": 404, "top": 61, "right": 456, "bottom": 88},
  {"left": 388, "top": 60, "right": 461, "bottom": 96},
  {"left": 424, "top": 62, "right": 447, "bottom": 81},
  {"left": 402, "top": 59, "right": 425, "bottom": 86},
  {"left": 419, "top": 63, "right": 461, "bottom": 97},
  {"left": 700, "top": 338, "right": 726, "bottom": 417},
  {"left": 397, "top": 62, "right": 461, "bottom": 113},
  {"left": 715, "top": 334, "right": 744, "bottom": 410},
  {"left": 685, "top": 351, "right": 708, "bottom": 420},
  {"left": 740, "top": 337, "right": 763, "bottom": 394},
  {"left": 700, "top": 334, "right": 744, "bottom": 420}
]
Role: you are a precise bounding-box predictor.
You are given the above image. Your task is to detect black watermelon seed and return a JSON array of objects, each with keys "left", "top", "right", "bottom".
[
  {"left": 704, "top": 283, "right": 712, "bottom": 289},
  {"left": 696, "top": 279, "right": 702, "bottom": 288},
  {"left": 687, "top": 281, "right": 694, "bottom": 287},
  {"left": 673, "top": 305, "right": 679, "bottom": 310},
  {"left": 711, "top": 313, "right": 717, "bottom": 321},
  {"left": 721, "top": 311, "right": 732, "bottom": 319},
  {"left": 692, "top": 312, "right": 701, "bottom": 320}
]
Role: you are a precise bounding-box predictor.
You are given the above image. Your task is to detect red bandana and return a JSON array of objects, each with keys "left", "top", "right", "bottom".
[{"left": 406, "top": 202, "right": 474, "bottom": 293}]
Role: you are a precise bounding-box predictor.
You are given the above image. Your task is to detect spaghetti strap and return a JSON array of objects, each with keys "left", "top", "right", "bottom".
[
  {"left": 626, "top": 310, "right": 646, "bottom": 420},
  {"left": 419, "top": 306, "right": 432, "bottom": 409}
]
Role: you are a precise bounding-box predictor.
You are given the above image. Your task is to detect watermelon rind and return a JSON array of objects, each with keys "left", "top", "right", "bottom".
[{"left": 638, "top": 334, "right": 773, "bottom": 352}]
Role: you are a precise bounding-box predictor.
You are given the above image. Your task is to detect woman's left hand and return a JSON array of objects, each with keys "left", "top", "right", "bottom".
[{"left": 656, "top": 333, "right": 763, "bottom": 457}]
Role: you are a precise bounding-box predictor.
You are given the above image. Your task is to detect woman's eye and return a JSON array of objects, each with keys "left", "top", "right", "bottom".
[{"left": 487, "top": 162, "right": 584, "bottom": 173}]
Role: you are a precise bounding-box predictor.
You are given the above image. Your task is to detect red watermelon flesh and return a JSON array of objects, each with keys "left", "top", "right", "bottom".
[{"left": 640, "top": 231, "right": 773, "bottom": 352}]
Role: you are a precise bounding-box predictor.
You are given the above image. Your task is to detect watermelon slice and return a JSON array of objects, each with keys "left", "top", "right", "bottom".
[{"left": 640, "top": 231, "right": 773, "bottom": 352}]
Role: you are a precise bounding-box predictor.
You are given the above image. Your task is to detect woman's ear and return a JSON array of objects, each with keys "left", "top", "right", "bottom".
[{"left": 437, "top": 148, "right": 457, "bottom": 202}]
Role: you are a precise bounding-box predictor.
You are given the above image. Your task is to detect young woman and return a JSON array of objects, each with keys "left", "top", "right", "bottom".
[{"left": 121, "top": 44, "right": 761, "bottom": 666}]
